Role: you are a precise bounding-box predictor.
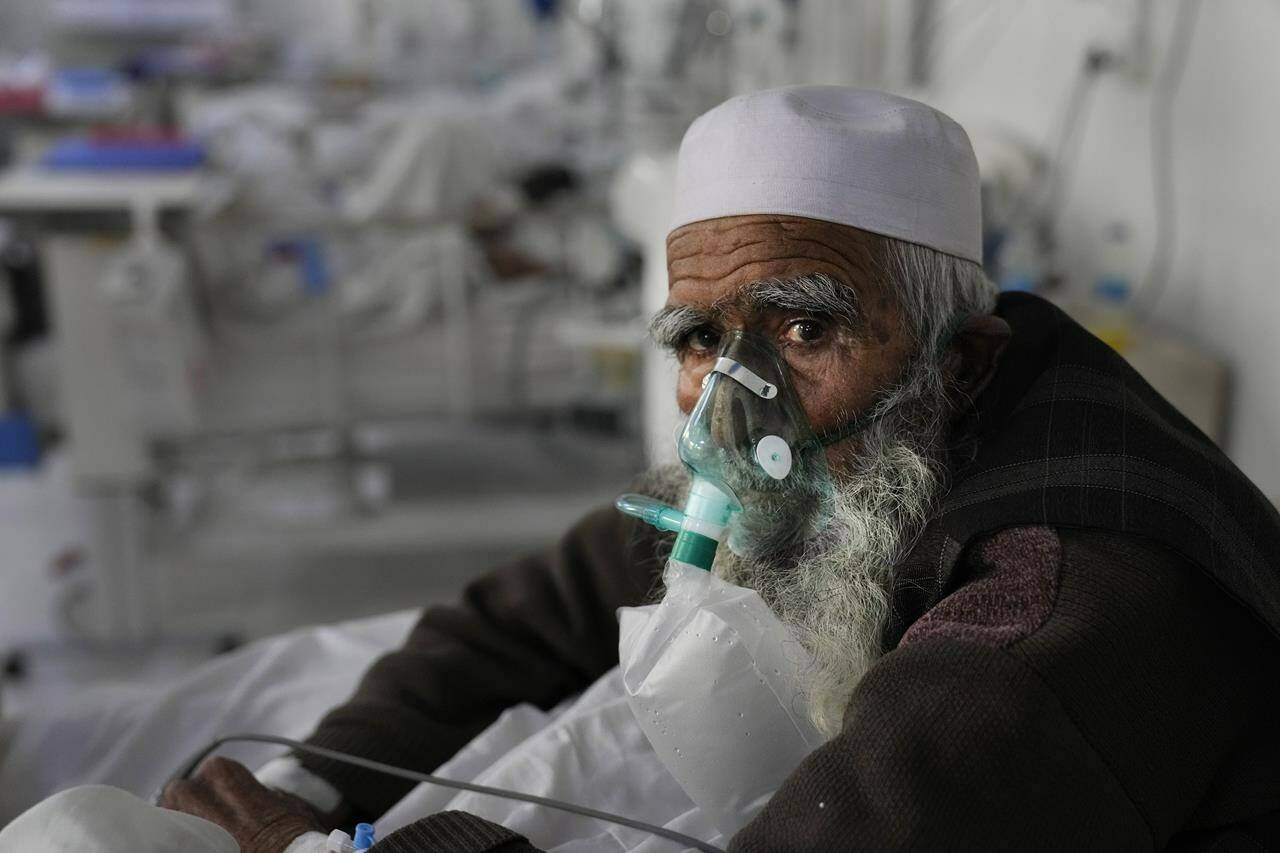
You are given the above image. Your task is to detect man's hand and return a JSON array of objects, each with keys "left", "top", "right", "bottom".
[{"left": 160, "top": 756, "right": 325, "bottom": 853}]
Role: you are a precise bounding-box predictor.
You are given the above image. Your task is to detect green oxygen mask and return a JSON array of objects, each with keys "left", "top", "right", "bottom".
[{"left": 617, "top": 331, "right": 834, "bottom": 571}]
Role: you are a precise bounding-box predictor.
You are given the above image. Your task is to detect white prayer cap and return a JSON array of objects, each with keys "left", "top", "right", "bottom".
[{"left": 669, "top": 86, "right": 983, "bottom": 264}]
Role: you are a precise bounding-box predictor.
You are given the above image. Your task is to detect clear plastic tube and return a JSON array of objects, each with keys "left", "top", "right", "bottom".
[{"left": 615, "top": 493, "right": 685, "bottom": 533}]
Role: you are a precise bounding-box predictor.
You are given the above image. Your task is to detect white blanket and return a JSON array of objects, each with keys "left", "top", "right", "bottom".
[
  {"left": 0, "top": 666, "right": 721, "bottom": 853},
  {"left": 0, "top": 608, "right": 753, "bottom": 851},
  {"left": 0, "top": 786, "right": 238, "bottom": 853},
  {"left": 0, "top": 611, "right": 417, "bottom": 824},
  {"left": 377, "top": 668, "right": 722, "bottom": 851}
]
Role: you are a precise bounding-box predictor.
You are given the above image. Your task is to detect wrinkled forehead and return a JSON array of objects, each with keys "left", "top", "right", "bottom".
[{"left": 664, "top": 214, "right": 901, "bottom": 322}]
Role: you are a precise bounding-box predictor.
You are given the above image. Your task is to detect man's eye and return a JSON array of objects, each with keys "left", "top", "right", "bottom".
[
  {"left": 784, "top": 319, "right": 825, "bottom": 344},
  {"left": 686, "top": 326, "right": 721, "bottom": 353}
]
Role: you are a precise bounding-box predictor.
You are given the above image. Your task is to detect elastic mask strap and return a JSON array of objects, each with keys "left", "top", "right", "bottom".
[{"left": 813, "top": 411, "right": 874, "bottom": 448}]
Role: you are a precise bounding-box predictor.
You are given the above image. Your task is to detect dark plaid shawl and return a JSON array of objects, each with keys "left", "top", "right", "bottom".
[{"left": 885, "top": 291, "right": 1280, "bottom": 648}]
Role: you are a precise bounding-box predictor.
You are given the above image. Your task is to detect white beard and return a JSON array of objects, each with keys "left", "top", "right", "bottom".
[{"left": 642, "top": 358, "right": 952, "bottom": 739}]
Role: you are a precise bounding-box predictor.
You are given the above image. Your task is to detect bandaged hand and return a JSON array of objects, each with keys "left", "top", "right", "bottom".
[{"left": 161, "top": 756, "right": 326, "bottom": 853}]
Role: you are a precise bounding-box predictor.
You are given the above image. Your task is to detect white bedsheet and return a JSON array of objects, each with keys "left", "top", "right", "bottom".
[
  {"left": 0, "top": 785, "right": 238, "bottom": 853},
  {"left": 0, "top": 664, "right": 723, "bottom": 853},
  {"left": 377, "top": 667, "right": 723, "bottom": 852},
  {"left": 0, "top": 611, "right": 417, "bottom": 825},
  {"left": 0, "top": 608, "right": 753, "bottom": 851}
]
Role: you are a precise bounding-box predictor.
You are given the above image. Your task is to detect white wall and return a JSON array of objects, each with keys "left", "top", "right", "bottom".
[{"left": 914, "top": 0, "right": 1280, "bottom": 496}]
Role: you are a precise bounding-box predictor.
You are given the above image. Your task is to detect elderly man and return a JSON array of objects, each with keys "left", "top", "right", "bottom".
[{"left": 146, "top": 86, "right": 1280, "bottom": 851}]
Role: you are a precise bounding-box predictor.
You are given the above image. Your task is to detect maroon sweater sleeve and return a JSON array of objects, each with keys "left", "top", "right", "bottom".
[{"left": 298, "top": 505, "right": 664, "bottom": 819}]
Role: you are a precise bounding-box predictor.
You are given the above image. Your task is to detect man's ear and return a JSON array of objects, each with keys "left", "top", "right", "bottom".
[{"left": 941, "top": 314, "right": 1012, "bottom": 402}]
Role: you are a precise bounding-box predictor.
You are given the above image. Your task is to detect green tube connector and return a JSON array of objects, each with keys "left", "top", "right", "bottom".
[
  {"left": 671, "top": 530, "right": 719, "bottom": 570},
  {"left": 615, "top": 478, "right": 738, "bottom": 572}
]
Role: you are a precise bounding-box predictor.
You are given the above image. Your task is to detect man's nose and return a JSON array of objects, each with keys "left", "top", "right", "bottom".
[{"left": 708, "top": 390, "right": 751, "bottom": 451}]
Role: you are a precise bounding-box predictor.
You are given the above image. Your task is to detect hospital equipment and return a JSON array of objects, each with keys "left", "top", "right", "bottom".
[
  {"left": 41, "top": 132, "right": 205, "bottom": 170},
  {"left": 613, "top": 328, "right": 825, "bottom": 837},
  {"left": 0, "top": 168, "right": 209, "bottom": 644},
  {"left": 0, "top": 59, "right": 648, "bottom": 649},
  {"left": 43, "top": 69, "right": 133, "bottom": 120},
  {"left": 617, "top": 330, "right": 833, "bottom": 569}
]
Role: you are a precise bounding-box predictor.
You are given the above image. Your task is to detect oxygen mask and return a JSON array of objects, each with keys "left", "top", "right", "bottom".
[{"left": 618, "top": 331, "right": 833, "bottom": 569}]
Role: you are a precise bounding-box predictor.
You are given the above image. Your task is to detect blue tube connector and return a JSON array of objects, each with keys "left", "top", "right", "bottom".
[{"left": 353, "top": 823, "right": 376, "bottom": 850}]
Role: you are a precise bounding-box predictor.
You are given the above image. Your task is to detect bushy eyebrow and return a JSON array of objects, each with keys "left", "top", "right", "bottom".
[
  {"left": 740, "top": 273, "right": 861, "bottom": 326},
  {"left": 648, "top": 304, "right": 715, "bottom": 350},
  {"left": 648, "top": 273, "right": 861, "bottom": 351}
]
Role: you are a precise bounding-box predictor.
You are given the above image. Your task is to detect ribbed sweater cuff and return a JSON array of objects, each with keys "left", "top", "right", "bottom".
[
  {"left": 379, "top": 811, "right": 541, "bottom": 853},
  {"left": 296, "top": 725, "right": 449, "bottom": 821}
]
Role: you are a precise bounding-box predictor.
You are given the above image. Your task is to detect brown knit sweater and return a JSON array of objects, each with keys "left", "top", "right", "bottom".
[{"left": 299, "top": 508, "right": 1280, "bottom": 852}]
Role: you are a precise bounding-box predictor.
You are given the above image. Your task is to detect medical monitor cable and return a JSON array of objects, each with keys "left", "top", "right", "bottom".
[{"left": 164, "top": 733, "right": 726, "bottom": 853}]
